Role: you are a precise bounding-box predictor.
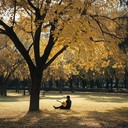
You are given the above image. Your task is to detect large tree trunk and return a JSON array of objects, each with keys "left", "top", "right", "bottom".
[{"left": 29, "top": 70, "right": 42, "bottom": 112}]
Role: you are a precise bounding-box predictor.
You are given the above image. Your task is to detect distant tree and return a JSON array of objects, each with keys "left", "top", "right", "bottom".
[{"left": 0, "top": 40, "right": 23, "bottom": 96}]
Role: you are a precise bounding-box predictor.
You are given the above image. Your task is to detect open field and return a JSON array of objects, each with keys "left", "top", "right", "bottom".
[{"left": 0, "top": 91, "right": 128, "bottom": 128}]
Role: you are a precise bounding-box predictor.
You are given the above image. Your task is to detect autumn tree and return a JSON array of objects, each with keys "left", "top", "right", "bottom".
[
  {"left": 0, "top": 35, "right": 23, "bottom": 96},
  {"left": 116, "top": 0, "right": 128, "bottom": 88},
  {"left": 0, "top": 0, "right": 126, "bottom": 111}
]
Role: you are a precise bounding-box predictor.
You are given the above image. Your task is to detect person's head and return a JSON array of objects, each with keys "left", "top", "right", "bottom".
[{"left": 67, "top": 95, "right": 70, "bottom": 99}]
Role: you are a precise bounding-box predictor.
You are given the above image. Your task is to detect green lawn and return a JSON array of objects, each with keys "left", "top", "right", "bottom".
[{"left": 0, "top": 91, "right": 128, "bottom": 128}]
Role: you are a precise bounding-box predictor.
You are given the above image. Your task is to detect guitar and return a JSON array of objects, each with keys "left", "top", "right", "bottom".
[{"left": 57, "top": 100, "right": 67, "bottom": 107}]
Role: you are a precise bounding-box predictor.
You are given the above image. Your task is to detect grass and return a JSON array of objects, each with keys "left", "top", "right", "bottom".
[{"left": 0, "top": 91, "right": 128, "bottom": 128}]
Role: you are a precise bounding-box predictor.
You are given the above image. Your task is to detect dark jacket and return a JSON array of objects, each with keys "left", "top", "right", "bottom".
[{"left": 65, "top": 99, "right": 72, "bottom": 109}]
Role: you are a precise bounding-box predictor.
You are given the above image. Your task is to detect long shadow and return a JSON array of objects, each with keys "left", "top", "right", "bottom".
[
  {"left": 0, "top": 110, "right": 89, "bottom": 128},
  {"left": 86, "top": 107, "right": 128, "bottom": 128},
  {"left": 0, "top": 107, "right": 128, "bottom": 128}
]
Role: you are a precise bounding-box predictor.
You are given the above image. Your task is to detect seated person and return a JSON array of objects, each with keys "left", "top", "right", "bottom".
[{"left": 53, "top": 95, "right": 72, "bottom": 109}]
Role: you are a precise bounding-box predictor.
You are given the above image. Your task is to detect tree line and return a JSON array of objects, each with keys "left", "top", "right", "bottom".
[{"left": 0, "top": 67, "right": 128, "bottom": 96}]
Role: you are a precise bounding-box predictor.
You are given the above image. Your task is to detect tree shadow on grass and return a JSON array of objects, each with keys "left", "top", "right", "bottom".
[
  {"left": 0, "top": 107, "right": 128, "bottom": 128},
  {"left": 0, "top": 110, "right": 89, "bottom": 128},
  {"left": 86, "top": 107, "right": 128, "bottom": 128}
]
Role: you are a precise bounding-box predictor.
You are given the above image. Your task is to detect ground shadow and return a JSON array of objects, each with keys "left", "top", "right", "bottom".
[
  {"left": 0, "top": 107, "right": 128, "bottom": 128},
  {"left": 0, "top": 110, "right": 89, "bottom": 128},
  {"left": 86, "top": 107, "right": 128, "bottom": 128}
]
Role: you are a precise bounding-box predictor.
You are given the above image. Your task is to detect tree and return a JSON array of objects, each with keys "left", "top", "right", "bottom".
[
  {"left": 0, "top": 0, "right": 126, "bottom": 111},
  {"left": 0, "top": 37, "right": 23, "bottom": 96}
]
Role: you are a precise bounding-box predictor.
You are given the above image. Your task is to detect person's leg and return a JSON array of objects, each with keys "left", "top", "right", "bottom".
[
  {"left": 53, "top": 105, "right": 65, "bottom": 109},
  {"left": 59, "top": 106, "right": 65, "bottom": 109}
]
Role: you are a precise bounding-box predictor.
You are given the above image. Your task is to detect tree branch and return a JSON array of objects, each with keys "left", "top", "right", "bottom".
[
  {"left": 40, "top": 0, "right": 45, "bottom": 9},
  {"left": 89, "top": 15, "right": 104, "bottom": 35},
  {"left": 12, "top": 0, "right": 17, "bottom": 27},
  {"left": 27, "top": 42, "right": 34, "bottom": 53},
  {"left": 41, "top": 23, "right": 57, "bottom": 65},
  {"left": 30, "top": 10, "right": 34, "bottom": 40},
  {"left": 58, "top": 0, "right": 63, "bottom": 5},
  {"left": 0, "top": 20, "right": 10, "bottom": 31},
  {"left": 92, "top": 15, "right": 123, "bottom": 29},
  {"left": 44, "top": 45, "right": 68, "bottom": 69},
  {"left": 0, "top": 28, "right": 7, "bottom": 34},
  {"left": 102, "top": 31, "right": 125, "bottom": 39},
  {"left": 33, "top": 24, "right": 42, "bottom": 66},
  {"left": 0, "top": 23, "right": 35, "bottom": 69},
  {"left": 43, "top": 23, "right": 50, "bottom": 28},
  {"left": 27, "top": 0, "right": 38, "bottom": 11},
  {"left": 89, "top": 15, "right": 125, "bottom": 40}
]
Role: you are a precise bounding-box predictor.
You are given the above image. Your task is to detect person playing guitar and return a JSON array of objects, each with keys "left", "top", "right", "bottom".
[
  {"left": 53, "top": 95, "right": 72, "bottom": 109},
  {"left": 56, "top": 100, "right": 67, "bottom": 107}
]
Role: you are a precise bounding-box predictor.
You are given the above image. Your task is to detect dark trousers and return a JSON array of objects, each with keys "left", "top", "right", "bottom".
[{"left": 55, "top": 105, "right": 67, "bottom": 109}]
